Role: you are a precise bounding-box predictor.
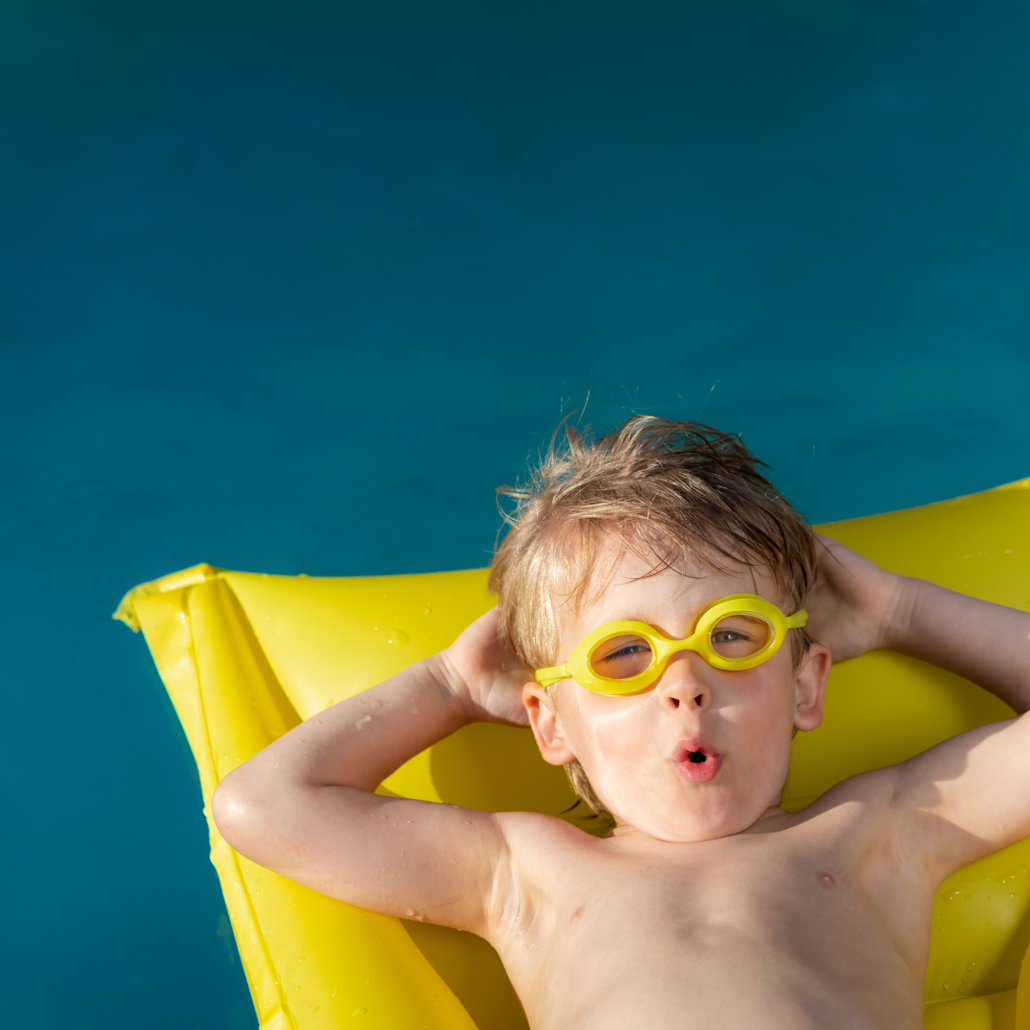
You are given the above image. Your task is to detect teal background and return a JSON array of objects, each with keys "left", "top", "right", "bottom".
[{"left": 2, "top": 1, "right": 1030, "bottom": 1026}]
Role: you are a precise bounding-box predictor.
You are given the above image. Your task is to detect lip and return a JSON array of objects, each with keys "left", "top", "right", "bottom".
[{"left": 671, "top": 738, "right": 723, "bottom": 783}]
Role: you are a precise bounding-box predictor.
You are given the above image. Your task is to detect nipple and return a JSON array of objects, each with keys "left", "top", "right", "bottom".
[{"left": 687, "top": 750, "right": 707, "bottom": 764}]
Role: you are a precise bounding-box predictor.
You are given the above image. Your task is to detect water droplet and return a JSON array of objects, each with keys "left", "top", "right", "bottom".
[
  {"left": 382, "top": 628, "right": 409, "bottom": 646},
  {"left": 352, "top": 1007, "right": 368, "bottom": 1017},
  {"left": 310, "top": 1006, "right": 320, "bottom": 1014},
  {"left": 943, "top": 979, "right": 951, "bottom": 990},
  {"left": 325, "top": 699, "right": 334, "bottom": 708},
  {"left": 967, "top": 962, "right": 976, "bottom": 970},
  {"left": 405, "top": 909, "right": 414, "bottom": 916},
  {"left": 355, "top": 714, "right": 372, "bottom": 729}
]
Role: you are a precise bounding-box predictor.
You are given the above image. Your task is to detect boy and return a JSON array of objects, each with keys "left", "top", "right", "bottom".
[{"left": 213, "top": 417, "right": 1030, "bottom": 1029}]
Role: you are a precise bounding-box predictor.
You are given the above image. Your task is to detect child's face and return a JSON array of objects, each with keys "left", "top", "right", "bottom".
[{"left": 525, "top": 544, "right": 830, "bottom": 843}]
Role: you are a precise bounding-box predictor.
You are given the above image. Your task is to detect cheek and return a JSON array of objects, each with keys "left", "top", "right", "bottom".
[
  {"left": 559, "top": 690, "right": 656, "bottom": 766},
  {"left": 724, "top": 675, "right": 797, "bottom": 769},
  {"left": 716, "top": 657, "right": 796, "bottom": 728}
]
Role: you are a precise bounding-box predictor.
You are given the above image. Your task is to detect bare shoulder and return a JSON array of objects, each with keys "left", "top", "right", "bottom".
[
  {"left": 495, "top": 809, "right": 603, "bottom": 866},
  {"left": 791, "top": 715, "right": 1030, "bottom": 882},
  {"left": 791, "top": 763, "right": 900, "bottom": 821}
]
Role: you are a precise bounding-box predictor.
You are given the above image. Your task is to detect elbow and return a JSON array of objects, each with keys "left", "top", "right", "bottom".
[{"left": 212, "top": 770, "right": 267, "bottom": 857}]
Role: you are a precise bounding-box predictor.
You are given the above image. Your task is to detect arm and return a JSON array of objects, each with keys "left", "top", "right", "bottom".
[
  {"left": 807, "top": 537, "right": 1030, "bottom": 877},
  {"left": 211, "top": 609, "right": 535, "bottom": 935},
  {"left": 808, "top": 535, "right": 1030, "bottom": 711}
]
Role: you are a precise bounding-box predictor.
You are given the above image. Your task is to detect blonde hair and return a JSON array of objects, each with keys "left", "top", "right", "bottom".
[{"left": 488, "top": 416, "right": 816, "bottom": 815}]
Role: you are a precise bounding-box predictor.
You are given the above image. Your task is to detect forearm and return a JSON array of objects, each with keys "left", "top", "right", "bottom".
[
  {"left": 213, "top": 654, "right": 468, "bottom": 831},
  {"left": 209, "top": 652, "right": 510, "bottom": 926},
  {"left": 886, "top": 577, "right": 1030, "bottom": 713}
]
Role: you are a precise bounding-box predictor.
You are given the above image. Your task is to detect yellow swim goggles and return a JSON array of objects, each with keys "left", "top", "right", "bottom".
[{"left": 534, "top": 594, "right": 808, "bottom": 695}]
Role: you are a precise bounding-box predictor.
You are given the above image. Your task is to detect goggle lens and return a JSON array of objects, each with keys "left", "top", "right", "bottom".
[
  {"left": 708, "top": 614, "right": 773, "bottom": 659},
  {"left": 588, "top": 633, "right": 654, "bottom": 680}
]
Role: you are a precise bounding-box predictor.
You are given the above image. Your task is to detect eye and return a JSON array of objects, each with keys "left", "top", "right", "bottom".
[
  {"left": 711, "top": 629, "right": 755, "bottom": 644},
  {"left": 709, "top": 615, "right": 772, "bottom": 659},
  {"left": 588, "top": 634, "right": 653, "bottom": 680},
  {"left": 601, "top": 643, "right": 651, "bottom": 663}
]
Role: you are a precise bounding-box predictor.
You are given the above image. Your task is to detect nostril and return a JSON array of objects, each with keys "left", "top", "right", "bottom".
[
  {"left": 669, "top": 697, "right": 680, "bottom": 708},
  {"left": 694, "top": 694, "right": 703, "bottom": 707}
]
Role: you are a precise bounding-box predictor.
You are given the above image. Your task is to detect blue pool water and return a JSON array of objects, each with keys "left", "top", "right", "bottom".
[{"left": 2, "top": 1, "right": 1030, "bottom": 1026}]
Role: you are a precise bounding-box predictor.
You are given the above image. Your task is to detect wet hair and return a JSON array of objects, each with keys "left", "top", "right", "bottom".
[{"left": 488, "top": 416, "right": 816, "bottom": 815}]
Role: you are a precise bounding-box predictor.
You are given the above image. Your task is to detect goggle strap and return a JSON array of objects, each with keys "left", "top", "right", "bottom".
[
  {"left": 786, "top": 608, "right": 808, "bottom": 629},
  {"left": 534, "top": 663, "right": 569, "bottom": 687}
]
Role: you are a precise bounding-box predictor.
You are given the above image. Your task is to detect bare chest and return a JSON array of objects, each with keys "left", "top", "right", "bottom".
[{"left": 494, "top": 821, "right": 930, "bottom": 1030}]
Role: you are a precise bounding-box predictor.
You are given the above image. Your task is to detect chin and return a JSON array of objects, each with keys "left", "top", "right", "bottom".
[
  {"left": 653, "top": 813, "right": 756, "bottom": 843},
  {"left": 608, "top": 786, "right": 776, "bottom": 843}
]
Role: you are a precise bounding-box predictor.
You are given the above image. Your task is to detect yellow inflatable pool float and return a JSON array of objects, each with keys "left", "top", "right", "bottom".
[{"left": 115, "top": 479, "right": 1030, "bottom": 1030}]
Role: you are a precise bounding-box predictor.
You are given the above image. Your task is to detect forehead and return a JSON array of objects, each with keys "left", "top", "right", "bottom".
[{"left": 555, "top": 539, "right": 779, "bottom": 644}]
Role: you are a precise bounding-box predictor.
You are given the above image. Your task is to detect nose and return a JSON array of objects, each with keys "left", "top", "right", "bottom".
[{"left": 658, "top": 653, "right": 711, "bottom": 712}]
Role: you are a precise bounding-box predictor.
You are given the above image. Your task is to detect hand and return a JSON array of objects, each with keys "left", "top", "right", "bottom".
[
  {"left": 804, "top": 535, "right": 909, "bottom": 663},
  {"left": 434, "top": 608, "right": 533, "bottom": 727}
]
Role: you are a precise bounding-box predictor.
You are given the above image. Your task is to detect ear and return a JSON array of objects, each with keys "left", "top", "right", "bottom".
[
  {"left": 523, "top": 682, "right": 577, "bottom": 766},
  {"left": 793, "top": 642, "right": 831, "bottom": 733}
]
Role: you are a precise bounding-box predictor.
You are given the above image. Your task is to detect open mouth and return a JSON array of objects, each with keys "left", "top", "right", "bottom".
[{"left": 672, "top": 739, "right": 722, "bottom": 783}]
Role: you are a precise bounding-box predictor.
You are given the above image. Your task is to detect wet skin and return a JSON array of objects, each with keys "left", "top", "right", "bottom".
[
  {"left": 213, "top": 539, "right": 1030, "bottom": 1029},
  {"left": 491, "top": 792, "right": 928, "bottom": 1030}
]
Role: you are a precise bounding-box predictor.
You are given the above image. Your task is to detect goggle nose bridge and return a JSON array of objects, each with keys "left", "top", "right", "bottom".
[{"left": 611, "top": 625, "right": 710, "bottom": 674}]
